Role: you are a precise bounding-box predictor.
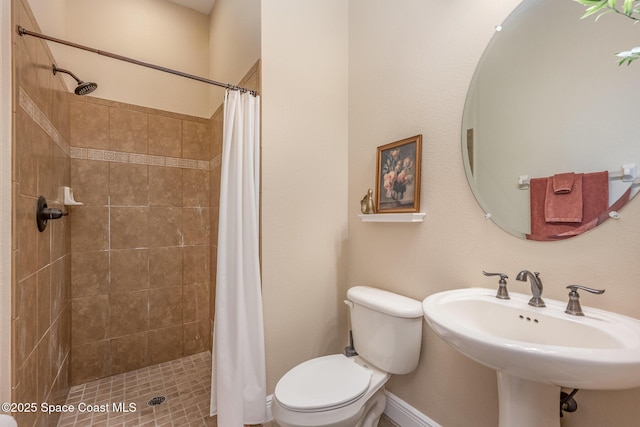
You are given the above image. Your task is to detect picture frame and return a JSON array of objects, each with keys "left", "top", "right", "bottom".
[{"left": 375, "top": 135, "right": 422, "bottom": 213}]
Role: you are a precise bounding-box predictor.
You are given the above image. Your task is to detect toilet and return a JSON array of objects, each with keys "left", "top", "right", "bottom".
[
  {"left": 0, "top": 415, "right": 17, "bottom": 427},
  {"left": 272, "top": 286, "right": 423, "bottom": 427}
]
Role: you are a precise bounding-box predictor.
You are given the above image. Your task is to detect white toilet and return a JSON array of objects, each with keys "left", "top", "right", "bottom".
[
  {"left": 0, "top": 415, "right": 17, "bottom": 427},
  {"left": 272, "top": 286, "right": 423, "bottom": 427}
]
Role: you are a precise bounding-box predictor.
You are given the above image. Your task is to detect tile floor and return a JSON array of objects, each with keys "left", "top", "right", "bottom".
[
  {"left": 57, "top": 351, "right": 398, "bottom": 427},
  {"left": 57, "top": 352, "right": 214, "bottom": 427}
]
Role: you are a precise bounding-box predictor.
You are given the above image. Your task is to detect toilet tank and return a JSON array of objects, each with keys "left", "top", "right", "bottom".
[{"left": 347, "top": 286, "right": 423, "bottom": 375}]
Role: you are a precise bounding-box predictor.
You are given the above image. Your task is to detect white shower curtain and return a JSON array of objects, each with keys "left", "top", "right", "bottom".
[{"left": 210, "top": 89, "right": 266, "bottom": 425}]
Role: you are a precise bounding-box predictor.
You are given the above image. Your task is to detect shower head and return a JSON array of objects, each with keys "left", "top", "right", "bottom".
[
  {"left": 52, "top": 64, "right": 98, "bottom": 96},
  {"left": 74, "top": 81, "right": 98, "bottom": 96}
]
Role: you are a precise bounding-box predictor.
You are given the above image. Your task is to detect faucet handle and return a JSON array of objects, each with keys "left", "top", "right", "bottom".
[
  {"left": 565, "top": 285, "right": 605, "bottom": 316},
  {"left": 482, "top": 271, "right": 510, "bottom": 300},
  {"left": 567, "top": 285, "right": 605, "bottom": 295}
]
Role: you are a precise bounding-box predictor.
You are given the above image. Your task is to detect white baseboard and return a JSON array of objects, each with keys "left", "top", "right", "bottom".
[
  {"left": 265, "top": 391, "right": 441, "bottom": 427},
  {"left": 383, "top": 391, "right": 442, "bottom": 427},
  {"left": 266, "top": 394, "right": 274, "bottom": 422}
]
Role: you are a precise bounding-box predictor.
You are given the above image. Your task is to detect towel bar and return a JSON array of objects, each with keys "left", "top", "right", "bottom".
[{"left": 518, "top": 165, "right": 638, "bottom": 190}]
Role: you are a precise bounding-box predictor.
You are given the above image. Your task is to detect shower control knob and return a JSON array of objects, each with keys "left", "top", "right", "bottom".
[
  {"left": 39, "top": 208, "right": 68, "bottom": 220},
  {"left": 36, "top": 196, "right": 68, "bottom": 232}
]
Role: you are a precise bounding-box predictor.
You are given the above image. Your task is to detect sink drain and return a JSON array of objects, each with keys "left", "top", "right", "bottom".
[{"left": 147, "top": 396, "right": 166, "bottom": 407}]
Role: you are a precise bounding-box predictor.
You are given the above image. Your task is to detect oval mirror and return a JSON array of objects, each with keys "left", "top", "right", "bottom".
[{"left": 462, "top": 0, "right": 640, "bottom": 240}]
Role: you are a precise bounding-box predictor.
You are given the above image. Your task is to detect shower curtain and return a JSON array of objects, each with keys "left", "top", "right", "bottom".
[{"left": 210, "top": 89, "right": 266, "bottom": 425}]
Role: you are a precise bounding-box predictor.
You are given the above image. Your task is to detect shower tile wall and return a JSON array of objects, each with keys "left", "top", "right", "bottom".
[
  {"left": 209, "top": 108, "right": 221, "bottom": 335},
  {"left": 11, "top": 0, "right": 73, "bottom": 426},
  {"left": 69, "top": 96, "right": 213, "bottom": 385}
]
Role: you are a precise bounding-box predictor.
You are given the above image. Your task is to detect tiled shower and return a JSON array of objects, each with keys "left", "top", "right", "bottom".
[
  {"left": 67, "top": 95, "right": 215, "bottom": 386},
  {"left": 10, "top": 0, "right": 260, "bottom": 425}
]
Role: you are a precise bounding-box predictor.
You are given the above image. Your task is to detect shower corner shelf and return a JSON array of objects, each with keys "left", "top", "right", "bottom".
[{"left": 358, "top": 213, "right": 425, "bottom": 223}]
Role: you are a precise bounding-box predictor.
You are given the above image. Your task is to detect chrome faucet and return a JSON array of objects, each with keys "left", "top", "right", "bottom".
[{"left": 516, "top": 270, "right": 545, "bottom": 307}]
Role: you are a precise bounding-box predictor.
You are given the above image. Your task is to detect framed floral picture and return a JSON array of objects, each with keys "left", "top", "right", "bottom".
[{"left": 375, "top": 135, "right": 422, "bottom": 213}]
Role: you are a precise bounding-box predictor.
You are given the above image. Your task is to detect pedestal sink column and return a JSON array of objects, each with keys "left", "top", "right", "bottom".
[{"left": 497, "top": 372, "right": 560, "bottom": 427}]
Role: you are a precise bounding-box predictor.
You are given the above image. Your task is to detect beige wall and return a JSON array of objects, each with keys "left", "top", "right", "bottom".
[
  {"left": 208, "top": 0, "right": 261, "bottom": 108},
  {"left": 28, "top": 0, "right": 212, "bottom": 117},
  {"left": 348, "top": 1, "right": 640, "bottom": 426},
  {"left": 261, "top": 0, "right": 349, "bottom": 393},
  {"left": 27, "top": 0, "right": 261, "bottom": 117}
]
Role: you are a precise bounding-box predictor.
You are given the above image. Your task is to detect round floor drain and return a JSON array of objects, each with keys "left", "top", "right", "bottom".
[{"left": 147, "top": 396, "right": 166, "bottom": 407}]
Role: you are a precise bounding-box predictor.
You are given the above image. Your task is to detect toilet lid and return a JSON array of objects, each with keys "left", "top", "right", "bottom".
[{"left": 275, "top": 354, "right": 372, "bottom": 412}]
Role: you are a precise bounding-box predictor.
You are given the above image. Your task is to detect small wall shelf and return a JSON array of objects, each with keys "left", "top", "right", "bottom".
[{"left": 358, "top": 213, "right": 425, "bottom": 223}]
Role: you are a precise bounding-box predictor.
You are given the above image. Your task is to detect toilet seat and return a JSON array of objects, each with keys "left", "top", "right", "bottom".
[{"left": 275, "top": 354, "right": 372, "bottom": 412}]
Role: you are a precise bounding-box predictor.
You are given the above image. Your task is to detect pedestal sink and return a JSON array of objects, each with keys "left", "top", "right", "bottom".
[{"left": 422, "top": 288, "right": 640, "bottom": 427}]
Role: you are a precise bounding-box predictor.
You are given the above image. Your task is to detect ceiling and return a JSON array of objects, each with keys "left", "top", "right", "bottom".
[{"left": 167, "top": 0, "right": 215, "bottom": 14}]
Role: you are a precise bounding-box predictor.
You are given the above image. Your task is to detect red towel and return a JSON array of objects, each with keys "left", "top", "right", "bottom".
[
  {"left": 527, "top": 171, "right": 609, "bottom": 241},
  {"left": 552, "top": 172, "right": 575, "bottom": 194},
  {"left": 553, "top": 187, "right": 631, "bottom": 238},
  {"left": 545, "top": 173, "right": 583, "bottom": 223}
]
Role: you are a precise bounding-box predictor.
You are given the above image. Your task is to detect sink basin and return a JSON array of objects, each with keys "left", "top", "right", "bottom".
[{"left": 423, "top": 287, "right": 640, "bottom": 427}]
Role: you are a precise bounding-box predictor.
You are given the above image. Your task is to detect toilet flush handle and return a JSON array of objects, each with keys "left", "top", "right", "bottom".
[{"left": 343, "top": 300, "right": 358, "bottom": 357}]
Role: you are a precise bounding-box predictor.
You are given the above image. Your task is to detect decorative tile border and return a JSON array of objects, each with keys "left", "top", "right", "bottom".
[
  {"left": 19, "top": 86, "right": 70, "bottom": 156},
  {"left": 21, "top": 86, "right": 212, "bottom": 171},
  {"left": 210, "top": 154, "right": 222, "bottom": 169},
  {"left": 70, "top": 147, "right": 210, "bottom": 171}
]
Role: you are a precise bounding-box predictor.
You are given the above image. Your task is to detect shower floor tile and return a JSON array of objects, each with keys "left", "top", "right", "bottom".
[
  {"left": 57, "top": 351, "right": 398, "bottom": 427},
  {"left": 57, "top": 352, "right": 216, "bottom": 427}
]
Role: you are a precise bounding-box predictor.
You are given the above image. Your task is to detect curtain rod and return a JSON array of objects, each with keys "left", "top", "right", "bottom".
[{"left": 16, "top": 26, "right": 256, "bottom": 96}]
